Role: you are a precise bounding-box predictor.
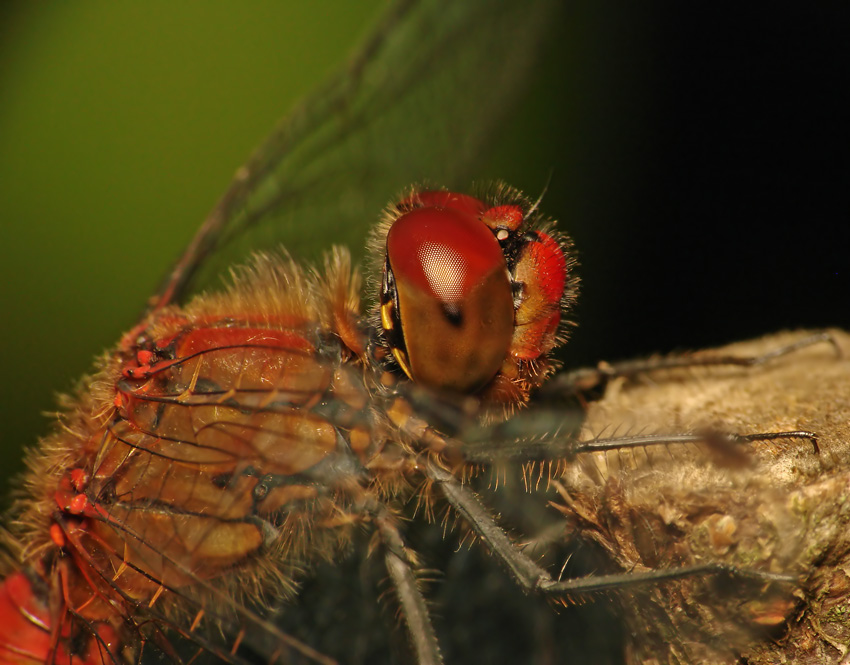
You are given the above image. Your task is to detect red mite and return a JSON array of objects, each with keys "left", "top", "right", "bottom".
[{"left": 0, "top": 185, "right": 576, "bottom": 664}]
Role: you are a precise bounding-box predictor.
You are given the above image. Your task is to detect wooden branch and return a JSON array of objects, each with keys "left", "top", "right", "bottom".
[{"left": 557, "top": 329, "right": 850, "bottom": 664}]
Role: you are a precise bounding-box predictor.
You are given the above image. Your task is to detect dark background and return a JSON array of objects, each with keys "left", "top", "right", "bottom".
[{"left": 0, "top": 2, "right": 847, "bottom": 662}]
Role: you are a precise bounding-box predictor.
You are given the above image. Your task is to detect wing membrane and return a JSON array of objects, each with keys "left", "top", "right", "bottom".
[{"left": 153, "top": 0, "right": 562, "bottom": 312}]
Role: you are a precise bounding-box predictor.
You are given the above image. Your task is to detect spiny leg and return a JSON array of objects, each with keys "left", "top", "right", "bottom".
[
  {"left": 390, "top": 373, "right": 822, "bottom": 466},
  {"left": 374, "top": 509, "right": 443, "bottom": 665},
  {"left": 456, "top": 427, "right": 820, "bottom": 466},
  {"left": 427, "top": 462, "right": 797, "bottom": 599},
  {"left": 547, "top": 330, "right": 842, "bottom": 397}
]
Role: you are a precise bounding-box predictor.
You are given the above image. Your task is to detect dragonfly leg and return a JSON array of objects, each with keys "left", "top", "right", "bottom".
[
  {"left": 428, "top": 462, "right": 798, "bottom": 598},
  {"left": 549, "top": 330, "right": 842, "bottom": 397},
  {"left": 375, "top": 510, "right": 444, "bottom": 665},
  {"left": 570, "top": 429, "right": 821, "bottom": 456},
  {"left": 458, "top": 426, "right": 820, "bottom": 466}
]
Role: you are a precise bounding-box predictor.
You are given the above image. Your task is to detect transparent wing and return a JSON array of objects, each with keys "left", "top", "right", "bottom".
[{"left": 152, "top": 0, "right": 562, "bottom": 312}]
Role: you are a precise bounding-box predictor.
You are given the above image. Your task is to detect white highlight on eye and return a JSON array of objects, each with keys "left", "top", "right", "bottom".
[{"left": 418, "top": 242, "right": 466, "bottom": 302}]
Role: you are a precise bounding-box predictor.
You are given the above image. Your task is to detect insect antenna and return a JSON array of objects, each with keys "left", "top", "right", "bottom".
[{"left": 524, "top": 169, "right": 553, "bottom": 219}]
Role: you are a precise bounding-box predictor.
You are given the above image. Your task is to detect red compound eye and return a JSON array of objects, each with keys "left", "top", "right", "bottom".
[
  {"left": 388, "top": 206, "right": 503, "bottom": 302},
  {"left": 512, "top": 230, "right": 568, "bottom": 359},
  {"left": 384, "top": 200, "right": 514, "bottom": 393}
]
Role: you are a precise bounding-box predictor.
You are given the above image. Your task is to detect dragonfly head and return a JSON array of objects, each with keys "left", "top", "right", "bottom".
[{"left": 374, "top": 184, "right": 578, "bottom": 413}]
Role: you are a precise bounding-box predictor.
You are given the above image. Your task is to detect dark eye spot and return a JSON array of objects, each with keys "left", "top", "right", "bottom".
[{"left": 441, "top": 304, "right": 464, "bottom": 327}]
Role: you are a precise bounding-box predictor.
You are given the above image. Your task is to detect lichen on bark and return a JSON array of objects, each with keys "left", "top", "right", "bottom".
[{"left": 557, "top": 329, "right": 850, "bottom": 664}]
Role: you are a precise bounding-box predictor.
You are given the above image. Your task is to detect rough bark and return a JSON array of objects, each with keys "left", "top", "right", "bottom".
[{"left": 557, "top": 329, "right": 850, "bottom": 664}]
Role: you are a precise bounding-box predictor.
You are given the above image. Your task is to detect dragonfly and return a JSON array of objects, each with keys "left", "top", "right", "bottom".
[{"left": 0, "top": 1, "right": 839, "bottom": 664}]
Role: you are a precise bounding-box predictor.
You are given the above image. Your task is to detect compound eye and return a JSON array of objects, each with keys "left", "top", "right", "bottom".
[
  {"left": 385, "top": 203, "right": 514, "bottom": 393},
  {"left": 512, "top": 231, "right": 568, "bottom": 359}
]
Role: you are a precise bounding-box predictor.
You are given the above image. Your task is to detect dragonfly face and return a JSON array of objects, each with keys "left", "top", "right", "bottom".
[
  {"left": 382, "top": 194, "right": 517, "bottom": 393},
  {"left": 377, "top": 186, "right": 576, "bottom": 407}
]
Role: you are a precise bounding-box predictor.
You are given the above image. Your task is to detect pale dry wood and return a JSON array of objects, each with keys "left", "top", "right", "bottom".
[{"left": 558, "top": 329, "right": 850, "bottom": 665}]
